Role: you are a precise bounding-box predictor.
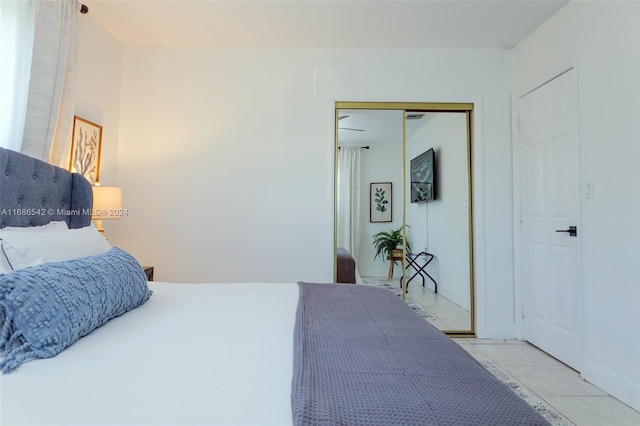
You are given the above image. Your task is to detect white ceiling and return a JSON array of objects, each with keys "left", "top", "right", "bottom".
[
  {"left": 338, "top": 110, "right": 435, "bottom": 146},
  {"left": 86, "top": 0, "right": 569, "bottom": 49},
  {"left": 85, "top": 0, "right": 569, "bottom": 145}
]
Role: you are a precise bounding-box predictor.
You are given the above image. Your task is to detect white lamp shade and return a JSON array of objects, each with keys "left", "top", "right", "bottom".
[{"left": 92, "top": 186, "right": 123, "bottom": 220}]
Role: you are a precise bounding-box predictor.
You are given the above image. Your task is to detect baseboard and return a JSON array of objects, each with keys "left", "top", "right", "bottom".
[
  {"left": 582, "top": 359, "right": 640, "bottom": 411},
  {"left": 481, "top": 323, "right": 517, "bottom": 339}
]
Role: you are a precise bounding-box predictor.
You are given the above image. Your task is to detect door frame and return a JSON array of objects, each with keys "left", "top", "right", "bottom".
[
  {"left": 512, "top": 62, "right": 584, "bottom": 359},
  {"left": 331, "top": 97, "right": 484, "bottom": 337}
]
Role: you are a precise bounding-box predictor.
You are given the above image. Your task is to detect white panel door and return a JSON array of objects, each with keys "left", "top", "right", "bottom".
[{"left": 519, "top": 69, "right": 582, "bottom": 370}]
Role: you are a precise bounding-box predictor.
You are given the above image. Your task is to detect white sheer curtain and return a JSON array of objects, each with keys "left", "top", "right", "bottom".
[
  {"left": 337, "top": 147, "right": 362, "bottom": 262},
  {"left": 21, "top": 0, "right": 79, "bottom": 167},
  {"left": 0, "top": 0, "right": 36, "bottom": 152}
]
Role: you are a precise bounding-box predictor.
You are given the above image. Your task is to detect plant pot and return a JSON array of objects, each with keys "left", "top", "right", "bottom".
[{"left": 391, "top": 248, "right": 404, "bottom": 258}]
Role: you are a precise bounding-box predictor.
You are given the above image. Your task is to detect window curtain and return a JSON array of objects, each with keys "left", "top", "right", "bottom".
[
  {"left": 20, "top": 0, "right": 79, "bottom": 168},
  {"left": 0, "top": 0, "right": 36, "bottom": 152},
  {"left": 337, "top": 147, "right": 362, "bottom": 262}
]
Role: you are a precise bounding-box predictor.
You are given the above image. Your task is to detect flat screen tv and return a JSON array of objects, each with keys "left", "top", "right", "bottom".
[{"left": 410, "top": 148, "right": 437, "bottom": 203}]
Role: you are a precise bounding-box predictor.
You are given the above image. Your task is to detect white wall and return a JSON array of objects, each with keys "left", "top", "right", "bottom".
[
  {"left": 406, "top": 113, "right": 470, "bottom": 310},
  {"left": 352, "top": 127, "right": 403, "bottom": 278},
  {"left": 75, "top": 15, "right": 122, "bottom": 238},
  {"left": 111, "top": 47, "right": 513, "bottom": 332},
  {"left": 513, "top": 1, "right": 640, "bottom": 410}
]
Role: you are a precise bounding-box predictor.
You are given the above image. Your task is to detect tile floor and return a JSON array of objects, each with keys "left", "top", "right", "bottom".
[
  {"left": 454, "top": 338, "right": 640, "bottom": 426},
  {"left": 364, "top": 276, "right": 472, "bottom": 330},
  {"left": 403, "top": 278, "right": 471, "bottom": 331},
  {"left": 363, "top": 276, "right": 640, "bottom": 425}
]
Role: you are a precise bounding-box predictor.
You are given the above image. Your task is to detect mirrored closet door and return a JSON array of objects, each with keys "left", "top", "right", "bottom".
[{"left": 334, "top": 102, "right": 475, "bottom": 335}]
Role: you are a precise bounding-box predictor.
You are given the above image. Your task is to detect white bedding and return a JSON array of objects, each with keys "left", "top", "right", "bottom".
[{"left": 0, "top": 282, "right": 299, "bottom": 426}]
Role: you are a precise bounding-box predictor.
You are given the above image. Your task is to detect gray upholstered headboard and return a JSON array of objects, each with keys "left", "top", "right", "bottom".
[{"left": 0, "top": 147, "right": 92, "bottom": 229}]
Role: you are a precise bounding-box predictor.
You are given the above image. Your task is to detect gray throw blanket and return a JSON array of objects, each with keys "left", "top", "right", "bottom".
[{"left": 292, "top": 283, "right": 549, "bottom": 425}]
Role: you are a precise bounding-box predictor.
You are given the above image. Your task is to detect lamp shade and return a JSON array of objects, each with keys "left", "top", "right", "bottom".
[{"left": 92, "top": 186, "right": 123, "bottom": 220}]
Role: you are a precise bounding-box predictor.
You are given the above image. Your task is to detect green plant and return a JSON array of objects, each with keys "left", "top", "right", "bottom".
[{"left": 372, "top": 225, "right": 411, "bottom": 262}]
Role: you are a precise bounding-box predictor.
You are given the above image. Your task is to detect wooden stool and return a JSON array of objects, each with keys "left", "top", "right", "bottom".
[{"left": 386, "top": 254, "right": 404, "bottom": 281}]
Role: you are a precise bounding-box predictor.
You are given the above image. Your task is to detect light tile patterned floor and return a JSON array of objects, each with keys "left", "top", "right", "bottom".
[
  {"left": 454, "top": 339, "right": 640, "bottom": 426},
  {"left": 404, "top": 278, "right": 471, "bottom": 330}
]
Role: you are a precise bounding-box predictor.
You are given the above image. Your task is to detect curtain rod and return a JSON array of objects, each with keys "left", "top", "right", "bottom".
[
  {"left": 338, "top": 146, "right": 370, "bottom": 150},
  {"left": 80, "top": 3, "right": 88, "bottom": 14}
]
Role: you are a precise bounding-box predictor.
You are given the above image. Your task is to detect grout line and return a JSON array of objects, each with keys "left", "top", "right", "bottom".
[{"left": 463, "top": 342, "right": 576, "bottom": 425}]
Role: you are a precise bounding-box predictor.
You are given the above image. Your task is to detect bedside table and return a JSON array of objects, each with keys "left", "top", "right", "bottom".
[{"left": 143, "top": 266, "right": 154, "bottom": 281}]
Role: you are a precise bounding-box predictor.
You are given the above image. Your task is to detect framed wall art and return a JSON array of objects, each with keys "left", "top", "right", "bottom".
[
  {"left": 69, "top": 116, "right": 102, "bottom": 184},
  {"left": 370, "top": 182, "right": 392, "bottom": 223}
]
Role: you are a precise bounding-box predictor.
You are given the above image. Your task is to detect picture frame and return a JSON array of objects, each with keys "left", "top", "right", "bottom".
[
  {"left": 69, "top": 116, "right": 102, "bottom": 184},
  {"left": 370, "top": 182, "right": 392, "bottom": 223}
]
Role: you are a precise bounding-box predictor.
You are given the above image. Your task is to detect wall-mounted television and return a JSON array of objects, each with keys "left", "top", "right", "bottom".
[{"left": 410, "top": 148, "right": 437, "bottom": 203}]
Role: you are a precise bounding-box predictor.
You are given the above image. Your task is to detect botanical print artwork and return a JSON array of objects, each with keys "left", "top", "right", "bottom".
[
  {"left": 70, "top": 116, "right": 102, "bottom": 184},
  {"left": 370, "top": 182, "right": 392, "bottom": 222},
  {"left": 375, "top": 187, "right": 388, "bottom": 213}
]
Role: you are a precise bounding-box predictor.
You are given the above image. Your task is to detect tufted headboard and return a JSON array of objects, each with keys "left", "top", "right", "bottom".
[{"left": 0, "top": 147, "right": 93, "bottom": 229}]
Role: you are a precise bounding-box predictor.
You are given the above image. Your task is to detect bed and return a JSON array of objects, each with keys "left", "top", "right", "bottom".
[{"left": 0, "top": 147, "right": 549, "bottom": 425}]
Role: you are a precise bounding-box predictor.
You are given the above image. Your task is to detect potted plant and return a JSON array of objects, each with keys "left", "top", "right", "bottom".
[{"left": 372, "top": 225, "right": 411, "bottom": 262}]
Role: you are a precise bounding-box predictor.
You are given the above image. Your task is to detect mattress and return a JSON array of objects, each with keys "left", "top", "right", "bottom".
[{"left": 0, "top": 282, "right": 299, "bottom": 426}]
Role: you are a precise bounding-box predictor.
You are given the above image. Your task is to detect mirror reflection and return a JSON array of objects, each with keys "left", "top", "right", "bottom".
[{"left": 335, "top": 105, "right": 473, "bottom": 334}]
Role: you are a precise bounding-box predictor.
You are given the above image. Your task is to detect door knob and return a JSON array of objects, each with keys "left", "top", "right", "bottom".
[{"left": 555, "top": 226, "right": 577, "bottom": 237}]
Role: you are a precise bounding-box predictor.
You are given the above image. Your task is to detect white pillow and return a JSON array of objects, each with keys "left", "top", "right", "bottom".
[
  {"left": 0, "top": 242, "right": 10, "bottom": 273},
  {"left": 0, "top": 225, "right": 111, "bottom": 272},
  {"left": 0, "top": 221, "right": 70, "bottom": 273}
]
